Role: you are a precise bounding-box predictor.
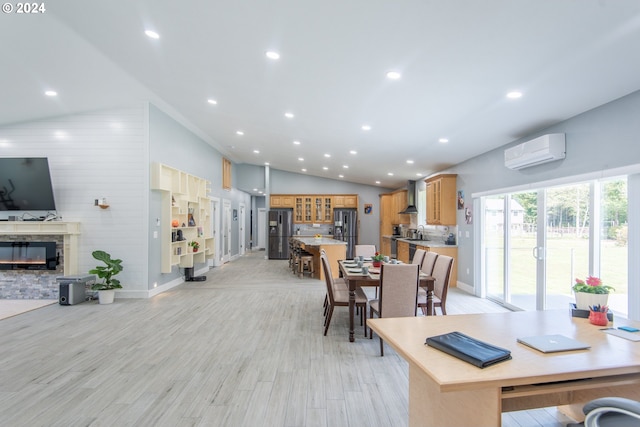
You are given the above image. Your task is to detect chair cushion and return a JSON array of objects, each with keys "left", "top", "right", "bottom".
[
  {"left": 369, "top": 299, "right": 379, "bottom": 314},
  {"left": 334, "top": 288, "right": 368, "bottom": 304}
]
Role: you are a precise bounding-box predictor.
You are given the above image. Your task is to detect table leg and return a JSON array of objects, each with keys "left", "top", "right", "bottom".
[
  {"left": 348, "top": 279, "right": 355, "bottom": 342},
  {"left": 427, "top": 289, "right": 434, "bottom": 316}
]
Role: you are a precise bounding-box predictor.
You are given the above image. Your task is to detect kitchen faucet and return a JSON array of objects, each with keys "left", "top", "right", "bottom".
[{"left": 417, "top": 225, "right": 426, "bottom": 240}]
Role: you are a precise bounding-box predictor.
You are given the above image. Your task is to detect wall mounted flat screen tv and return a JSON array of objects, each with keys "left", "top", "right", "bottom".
[{"left": 0, "top": 157, "right": 57, "bottom": 211}]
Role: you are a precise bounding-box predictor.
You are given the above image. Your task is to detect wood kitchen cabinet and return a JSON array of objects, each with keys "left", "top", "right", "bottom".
[
  {"left": 380, "top": 236, "right": 391, "bottom": 256},
  {"left": 397, "top": 241, "right": 410, "bottom": 264},
  {"left": 270, "top": 195, "right": 294, "bottom": 208},
  {"left": 333, "top": 194, "right": 358, "bottom": 208},
  {"left": 426, "top": 174, "right": 457, "bottom": 225}
]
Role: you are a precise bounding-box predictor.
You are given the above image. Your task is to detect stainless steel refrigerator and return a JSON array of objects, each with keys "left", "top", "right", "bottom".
[
  {"left": 268, "top": 209, "right": 293, "bottom": 259},
  {"left": 333, "top": 208, "right": 358, "bottom": 259}
]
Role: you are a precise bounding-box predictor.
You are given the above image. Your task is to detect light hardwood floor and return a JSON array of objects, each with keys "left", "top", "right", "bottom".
[{"left": 0, "top": 251, "right": 576, "bottom": 426}]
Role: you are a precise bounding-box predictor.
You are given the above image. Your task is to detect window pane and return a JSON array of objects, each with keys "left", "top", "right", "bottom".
[
  {"left": 600, "top": 177, "right": 628, "bottom": 316},
  {"left": 484, "top": 196, "right": 504, "bottom": 300},
  {"left": 545, "top": 184, "right": 590, "bottom": 310}
]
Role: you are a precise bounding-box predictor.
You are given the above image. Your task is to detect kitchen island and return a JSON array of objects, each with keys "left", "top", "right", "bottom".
[{"left": 291, "top": 237, "right": 346, "bottom": 281}]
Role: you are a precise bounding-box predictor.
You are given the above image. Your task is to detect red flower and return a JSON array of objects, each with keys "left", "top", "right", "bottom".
[{"left": 586, "top": 276, "right": 602, "bottom": 287}]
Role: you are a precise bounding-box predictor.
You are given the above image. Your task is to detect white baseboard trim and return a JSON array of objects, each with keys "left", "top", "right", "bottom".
[
  {"left": 115, "top": 266, "right": 209, "bottom": 299},
  {"left": 456, "top": 281, "right": 474, "bottom": 295}
]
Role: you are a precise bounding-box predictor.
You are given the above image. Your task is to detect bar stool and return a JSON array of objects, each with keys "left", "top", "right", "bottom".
[{"left": 299, "top": 252, "right": 314, "bottom": 278}]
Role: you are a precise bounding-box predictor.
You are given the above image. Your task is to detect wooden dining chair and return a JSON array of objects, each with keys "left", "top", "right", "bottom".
[
  {"left": 417, "top": 255, "right": 453, "bottom": 315},
  {"left": 417, "top": 251, "right": 438, "bottom": 311},
  {"left": 368, "top": 263, "right": 420, "bottom": 356},
  {"left": 321, "top": 250, "right": 368, "bottom": 336},
  {"left": 354, "top": 244, "right": 376, "bottom": 258},
  {"left": 412, "top": 248, "right": 426, "bottom": 267}
]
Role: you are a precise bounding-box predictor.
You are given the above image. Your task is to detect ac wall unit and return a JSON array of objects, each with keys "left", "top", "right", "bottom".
[{"left": 504, "top": 133, "right": 566, "bottom": 170}]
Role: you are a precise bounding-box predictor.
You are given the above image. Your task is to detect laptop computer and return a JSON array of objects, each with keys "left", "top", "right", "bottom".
[{"left": 517, "top": 334, "right": 590, "bottom": 353}]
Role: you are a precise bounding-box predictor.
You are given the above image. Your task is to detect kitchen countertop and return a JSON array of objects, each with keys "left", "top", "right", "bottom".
[
  {"left": 382, "top": 235, "right": 457, "bottom": 248},
  {"left": 292, "top": 236, "right": 347, "bottom": 246}
]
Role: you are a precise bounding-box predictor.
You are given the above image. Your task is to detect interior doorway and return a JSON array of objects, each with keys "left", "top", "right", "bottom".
[
  {"left": 239, "top": 203, "right": 246, "bottom": 255},
  {"left": 210, "top": 197, "right": 221, "bottom": 267},
  {"left": 222, "top": 199, "right": 231, "bottom": 263}
]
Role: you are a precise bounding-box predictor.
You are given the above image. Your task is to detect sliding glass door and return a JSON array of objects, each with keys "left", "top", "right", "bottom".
[{"left": 481, "top": 177, "right": 628, "bottom": 315}]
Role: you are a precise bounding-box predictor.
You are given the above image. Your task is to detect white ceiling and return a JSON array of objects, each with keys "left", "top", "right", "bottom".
[{"left": 2, "top": 1, "right": 640, "bottom": 190}]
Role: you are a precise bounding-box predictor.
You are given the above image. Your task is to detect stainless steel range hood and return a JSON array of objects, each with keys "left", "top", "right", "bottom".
[{"left": 399, "top": 180, "right": 418, "bottom": 214}]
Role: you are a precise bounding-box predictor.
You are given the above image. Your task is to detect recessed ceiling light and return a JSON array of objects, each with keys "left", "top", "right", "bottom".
[
  {"left": 253, "top": 188, "right": 258, "bottom": 192},
  {"left": 284, "top": 112, "right": 294, "bottom": 119},
  {"left": 236, "top": 130, "right": 244, "bottom": 135},
  {"left": 439, "top": 138, "right": 449, "bottom": 143},
  {"left": 416, "top": 173, "right": 423, "bottom": 176},
  {"left": 386, "top": 71, "right": 401, "bottom": 80},
  {"left": 265, "top": 51, "right": 280, "bottom": 60},
  {"left": 301, "top": 168, "right": 307, "bottom": 172},
  {"left": 350, "top": 150, "right": 357, "bottom": 155},
  {"left": 293, "top": 140, "right": 301, "bottom": 145},
  {"left": 298, "top": 157, "right": 304, "bottom": 161},
  {"left": 207, "top": 99, "right": 217, "bottom": 105},
  {"left": 145, "top": 30, "right": 160, "bottom": 39},
  {"left": 323, "top": 166, "right": 329, "bottom": 170},
  {"left": 406, "top": 160, "right": 414, "bottom": 164},
  {"left": 44, "top": 90, "right": 57, "bottom": 97},
  {"left": 264, "top": 162, "right": 270, "bottom": 166},
  {"left": 339, "top": 175, "right": 344, "bottom": 178},
  {"left": 361, "top": 124, "right": 371, "bottom": 131},
  {"left": 343, "top": 165, "right": 349, "bottom": 169},
  {"left": 253, "top": 150, "right": 260, "bottom": 154},
  {"left": 324, "top": 154, "right": 330, "bottom": 158},
  {"left": 506, "top": 91, "right": 523, "bottom": 99},
  {"left": 375, "top": 181, "right": 381, "bottom": 185},
  {"left": 387, "top": 172, "right": 394, "bottom": 176}
]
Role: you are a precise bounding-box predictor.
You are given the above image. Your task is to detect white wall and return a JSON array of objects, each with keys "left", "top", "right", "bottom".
[
  {"left": 448, "top": 89, "right": 640, "bottom": 293},
  {"left": 0, "top": 105, "right": 149, "bottom": 293}
]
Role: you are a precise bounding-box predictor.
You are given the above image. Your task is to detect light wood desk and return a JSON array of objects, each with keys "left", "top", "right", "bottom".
[{"left": 367, "top": 310, "right": 640, "bottom": 427}]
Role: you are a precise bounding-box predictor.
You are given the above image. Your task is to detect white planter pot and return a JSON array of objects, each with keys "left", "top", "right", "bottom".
[
  {"left": 574, "top": 292, "right": 609, "bottom": 310},
  {"left": 98, "top": 289, "right": 115, "bottom": 305}
]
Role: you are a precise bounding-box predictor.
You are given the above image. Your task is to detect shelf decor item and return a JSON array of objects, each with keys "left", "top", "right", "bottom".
[
  {"left": 371, "top": 252, "right": 384, "bottom": 268},
  {"left": 89, "top": 250, "right": 124, "bottom": 305},
  {"left": 572, "top": 276, "right": 614, "bottom": 310},
  {"left": 189, "top": 241, "right": 200, "bottom": 253}
]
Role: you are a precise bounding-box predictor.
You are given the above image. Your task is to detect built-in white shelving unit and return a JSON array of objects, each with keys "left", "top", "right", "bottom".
[{"left": 151, "top": 163, "right": 214, "bottom": 273}]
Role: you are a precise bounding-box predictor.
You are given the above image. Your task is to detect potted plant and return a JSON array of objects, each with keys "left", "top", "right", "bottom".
[
  {"left": 89, "top": 250, "right": 123, "bottom": 304},
  {"left": 572, "top": 276, "right": 614, "bottom": 310},
  {"left": 189, "top": 241, "right": 200, "bottom": 252},
  {"left": 371, "top": 252, "right": 384, "bottom": 268}
]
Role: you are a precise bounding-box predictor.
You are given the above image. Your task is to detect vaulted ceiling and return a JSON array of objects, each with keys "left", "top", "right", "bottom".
[{"left": 2, "top": 0, "right": 640, "bottom": 189}]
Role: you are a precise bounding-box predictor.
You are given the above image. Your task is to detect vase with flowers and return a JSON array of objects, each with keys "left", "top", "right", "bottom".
[
  {"left": 572, "top": 276, "right": 614, "bottom": 310},
  {"left": 371, "top": 252, "right": 384, "bottom": 268}
]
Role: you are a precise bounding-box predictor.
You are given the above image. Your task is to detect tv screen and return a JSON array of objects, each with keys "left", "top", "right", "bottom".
[{"left": 0, "top": 157, "right": 57, "bottom": 211}]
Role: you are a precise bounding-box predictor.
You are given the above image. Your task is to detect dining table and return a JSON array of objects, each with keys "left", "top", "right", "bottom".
[{"left": 338, "top": 259, "right": 435, "bottom": 342}]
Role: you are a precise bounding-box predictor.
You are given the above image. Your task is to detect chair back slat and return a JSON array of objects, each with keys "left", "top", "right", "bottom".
[
  {"left": 412, "top": 248, "right": 426, "bottom": 267},
  {"left": 355, "top": 245, "right": 376, "bottom": 258},
  {"left": 432, "top": 255, "right": 454, "bottom": 302},
  {"left": 379, "top": 264, "right": 420, "bottom": 318},
  {"left": 320, "top": 250, "right": 335, "bottom": 303},
  {"left": 421, "top": 251, "right": 438, "bottom": 276}
]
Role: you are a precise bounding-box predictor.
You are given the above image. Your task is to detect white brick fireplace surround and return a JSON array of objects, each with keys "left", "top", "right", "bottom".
[{"left": 0, "top": 222, "right": 80, "bottom": 299}]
